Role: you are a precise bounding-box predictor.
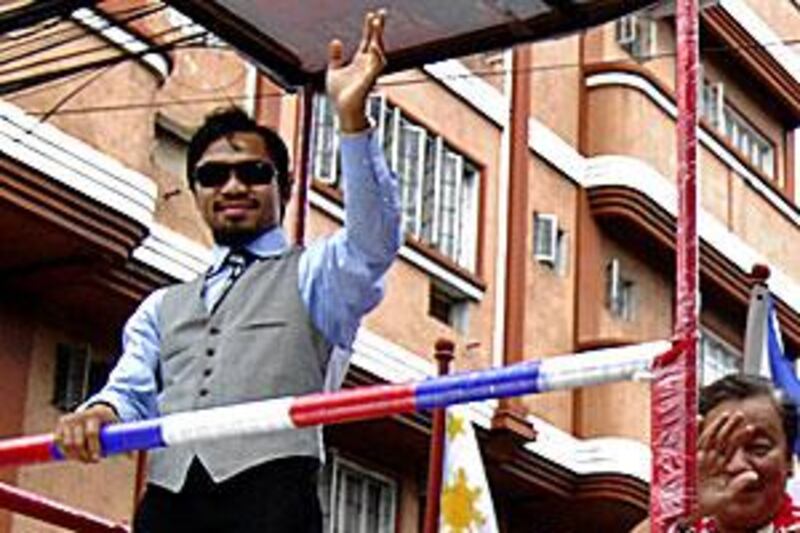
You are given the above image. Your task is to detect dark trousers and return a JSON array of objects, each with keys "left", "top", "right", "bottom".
[{"left": 134, "top": 457, "right": 322, "bottom": 533}]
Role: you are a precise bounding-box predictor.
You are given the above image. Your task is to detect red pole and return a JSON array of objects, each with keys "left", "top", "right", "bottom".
[
  {"left": 0, "top": 481, "right": 128, "bottom": 532},
  {"left": 133, "top": 451, "right": 147, "bottom": 512},
  {"left": 423, "top": 339, "right": 455, "bottom": 533},
  {"left": 651, "top": 0, "right": 700, "bottom": 530},
  {"left": 293, "top": 83, "right": 314, "bottom": 247}
]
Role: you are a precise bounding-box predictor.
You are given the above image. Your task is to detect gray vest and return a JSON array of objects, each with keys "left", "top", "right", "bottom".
[{"left": 151, "top": 248, "right": 331, "bottom": 491}]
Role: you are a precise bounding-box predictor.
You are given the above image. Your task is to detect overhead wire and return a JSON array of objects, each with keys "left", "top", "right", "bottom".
[
  {"left": 14, "top": 33, "right": 800, "bottom": 118},
  {"left": 35, "top": 65, "right": 118, "bottom": 125},
  {"left": 0, "top": 31, "right": 205, "bottom": 96},
  {"left": 0, "top": 2, "right": 798, "bottom": 117},
  {"left": 0, "top": 4, "right": 171, "bottom": 72},
  {"left": 0, "top": 0, "right": 93, "bottom": 35}
]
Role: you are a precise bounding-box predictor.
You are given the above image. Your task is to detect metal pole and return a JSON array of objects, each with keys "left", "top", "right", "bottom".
[
  {"left": 651, "top": 0, "right": 700, "bottom": 529},
  {"left": 0, "top": 481, "right": 128, "bottom": 532},
  {"left": 423, "top": 339, "right": 455, "bottom": 533}
]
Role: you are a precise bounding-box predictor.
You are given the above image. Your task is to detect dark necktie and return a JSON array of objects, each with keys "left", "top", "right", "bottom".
[{"left": 212, "top": 248, "right": 255, "bottom": 312}]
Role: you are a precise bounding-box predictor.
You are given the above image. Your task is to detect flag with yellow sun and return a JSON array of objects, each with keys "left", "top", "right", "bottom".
[{"left": 439, "top": 405, "right": 499, "bottom": 533}]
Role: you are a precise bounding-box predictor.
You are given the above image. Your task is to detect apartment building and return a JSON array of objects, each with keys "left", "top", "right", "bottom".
[{"left": 0, "top": 1, "right": 798, "bottom": 531}]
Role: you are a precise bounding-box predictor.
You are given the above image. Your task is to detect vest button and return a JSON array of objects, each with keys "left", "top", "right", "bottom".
[
  {"left": 209, "top": 327, "right": 221, "bottom": 335},
  {"left": 199, "top": 388, "right": 209, "bottom": 397},
  {"left": 203, "top": 368, "right": 213, "bottom": 377},
  {"left": 206, "top": 348, "right": 215, "bottom": 357}
]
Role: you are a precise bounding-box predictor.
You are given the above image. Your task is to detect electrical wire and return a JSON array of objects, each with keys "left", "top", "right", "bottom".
[
  {"left": 0, "top": 4, "right": 172, "bottom": 73},
  {"left": 2, "top": 2, "right": 798, "bottom": 117},
  {"left": 7, "top": 67, "right": 108, "bottom": 102},
  {"left": 0, "top": 0, "right": 92, "bottom": 35},
  {"left": 16, "top": 33, "right": 800, "bottom": 117},
  {"left": 36, "top": 64, "right": 117, "bottom": 125},
  {"left": 0, "top": 32, "right": 205, "bottom": 96}
]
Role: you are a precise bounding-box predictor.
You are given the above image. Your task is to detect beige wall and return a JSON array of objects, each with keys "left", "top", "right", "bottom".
[
  {"left": 573, "top": 231, "right": 673, "bottom": 441},
  {"left": 744, "top": 0, "right": 800, "bottom": 43},
  {"left": 5, "top": 25, "right": 159, "bottom": 177},
  {"left": 531, "top": 37, "right": 582, "bottom": 146},
  {"left": 732, "top": 178, "right": 800, "bottom": 279},
  {"left": 522, "top": 161, "right": 579, "bottom": 430},
  {"left": 586, "top": 80, "right": 800, "bottom": 282},
  {"left": 586, "top": 85, "right": 678, "bottom": 179}
]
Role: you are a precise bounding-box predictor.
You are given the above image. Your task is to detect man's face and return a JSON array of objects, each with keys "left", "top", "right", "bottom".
[
  {"left": 709, "top": 395, "right": 791, "bottom": 530},
  {"left": 193, "top": 132, "right": 285, "bottom": 246}
]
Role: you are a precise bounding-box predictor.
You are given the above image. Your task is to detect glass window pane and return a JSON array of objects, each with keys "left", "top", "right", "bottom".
[
  {"left": 382, "top": 104, "right": 395, "bottom": 164},
  {"left": 420, "top": 135, "right": 438, "bottom": 243},
  {"left": 699, "top": 330, "right": 741, "bottom": 385},
  {"left": 398, "top": 119, "right": 423, "bottom": 236},
  {"left": 438, "top": 148, "right": 460, "bottom": 258},
  {"left": 457, "top": 161, "right": 479, "bottom": 269},
  {"left": 312, "top": 96, "right": 336, "bottom": 182},
  {"left": 342, "top": 472, "right": 363, "bottom": 533},
  {"left": 330, "top": 460, "right": 397, "bottom": 533}
]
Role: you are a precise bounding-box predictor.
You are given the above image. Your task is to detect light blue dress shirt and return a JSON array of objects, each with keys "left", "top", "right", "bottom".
[{"left": 89, "top": 130, "right": 401, "bottom": 422}]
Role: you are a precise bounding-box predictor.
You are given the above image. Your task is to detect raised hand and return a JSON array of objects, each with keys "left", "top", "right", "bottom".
[
  {"left": 696, "top": 411, "right": 757, "bottom": 517},
  {"left": 326, "top": 9, "right": 387, "bottom": 133}
]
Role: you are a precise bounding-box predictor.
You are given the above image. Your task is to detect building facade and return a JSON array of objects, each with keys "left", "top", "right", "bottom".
[{"left": 0, "top": 0, "right": 798, "bottom": 531}]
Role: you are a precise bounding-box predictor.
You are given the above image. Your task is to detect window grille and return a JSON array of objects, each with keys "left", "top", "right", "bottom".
[
  {"left": 320, "top": 456, "right": 397, "bottom": 533},
  {"left": 310, "top": 94, "right": 480, "bottom": 271}
]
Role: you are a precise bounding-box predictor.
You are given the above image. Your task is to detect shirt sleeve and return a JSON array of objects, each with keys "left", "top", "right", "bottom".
[
  {"left": 299, "top": 128, "right": 402, "bottom": 349},
  {"left": 82, "top": 287, "right": 165, "bottom": 422}
]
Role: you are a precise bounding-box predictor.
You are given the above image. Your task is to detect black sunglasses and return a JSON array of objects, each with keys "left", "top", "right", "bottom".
[{"left": 193, "top": 160, "right": 277, "bottom": 188}]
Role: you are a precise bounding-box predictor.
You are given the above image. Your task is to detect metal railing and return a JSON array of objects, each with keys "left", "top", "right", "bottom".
[{"left": 0, "top": 480, "right": 129, "bottom": 532}]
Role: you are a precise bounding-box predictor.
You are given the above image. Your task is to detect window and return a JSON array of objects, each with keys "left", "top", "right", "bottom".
[
  {"left": 615, "top": 14, "right": 656, "bottom": 60},
  {"left": 311, "top": 96, "right": 341, "bottom": 185},
  {"left": 723, "top": 106, "right": 776, "bottom": 181},
  {"left": 52, "top": 343, "right": 110, "bottom": 412},
  {"left": 700, "top": 78, "right": 724, "bottom": 130},
  {"left": 396, "top": 117, "right": 425, "bottom": 236},
  {"left": 429, "top": 281, "right": 470, "bottom": 333},
  {"left": 698, "top": 76, "right": 777, "bottom": 182},
  {"left": 320, "top": 456, "right": 397, "bottom": 533},
  {"left": 606, "top": 259, "right": 635, "bottom": 320},
  {"left": 699, "top": 329, "right": 741, "bottom": 385},
  {"left": 311, "top": 95, "right": 480, "bottom": 270}
]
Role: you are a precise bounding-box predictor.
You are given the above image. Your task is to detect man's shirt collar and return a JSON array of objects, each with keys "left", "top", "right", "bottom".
[{"left": 208, "top": 226, "right": 289, "bottom": 276}]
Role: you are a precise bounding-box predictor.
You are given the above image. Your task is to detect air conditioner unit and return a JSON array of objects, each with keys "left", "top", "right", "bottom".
[{"left": 533, "top": 213, "right": 558, "bottom": 265}]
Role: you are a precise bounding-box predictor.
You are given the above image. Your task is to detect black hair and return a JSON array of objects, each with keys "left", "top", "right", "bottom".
[
  {"left": 186, "top": 107, "right": 292, "bottom": 207},
  {"left": 700, "top": 374, "right": 797, "bottom": 458}
]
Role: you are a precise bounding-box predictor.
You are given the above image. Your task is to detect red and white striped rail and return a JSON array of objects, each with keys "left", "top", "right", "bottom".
[{"left": 0, "top": 340, "right": 671, "bottom": 469}]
